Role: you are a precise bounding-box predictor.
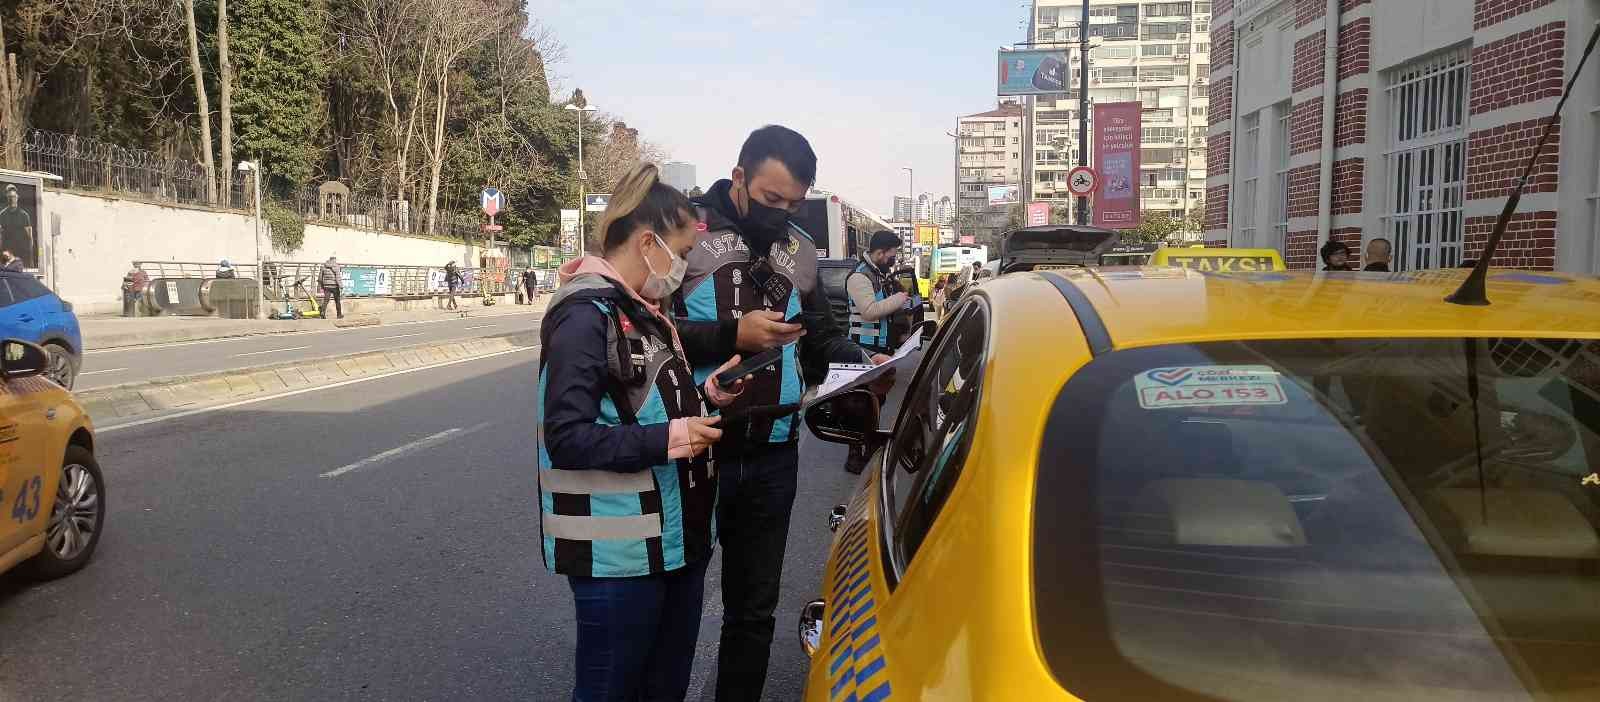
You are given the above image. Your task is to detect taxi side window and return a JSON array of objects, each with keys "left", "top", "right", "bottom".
[
  {"left": 886, "top": 301, "right": 989, "bottom": 571},
  {"left": 0, "top": 280, "right": 14, "bottom": 307}
]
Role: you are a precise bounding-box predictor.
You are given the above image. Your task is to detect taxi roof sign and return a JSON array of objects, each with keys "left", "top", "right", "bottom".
[{"left": 1151, "top": 247, "right": 1286, "bottom": 273}]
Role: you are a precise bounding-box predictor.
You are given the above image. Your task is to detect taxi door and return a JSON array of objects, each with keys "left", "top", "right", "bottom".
[
  {"left": 809, "top": 301, "right": 993, "bottom": 701},
  {"left": 0, "top": 374, "right": 52, "bottom": 555}
]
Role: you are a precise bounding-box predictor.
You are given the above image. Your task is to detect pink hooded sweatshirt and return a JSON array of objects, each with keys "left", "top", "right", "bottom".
[{"left": 555, "top": 255, "right": 735, "bottom": 459}]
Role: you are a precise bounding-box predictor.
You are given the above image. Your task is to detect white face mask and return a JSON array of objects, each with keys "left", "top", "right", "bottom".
[{"left": 641, "top": 232, "right": 687, "bottom": 299}]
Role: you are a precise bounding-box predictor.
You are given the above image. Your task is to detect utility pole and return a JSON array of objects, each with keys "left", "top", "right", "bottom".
[
  {"left": 1076, "top": 0, "right": 1091, "bottom": 226},
  {"left": 566, "top": 103, "right": 597, "bottom": 249}
]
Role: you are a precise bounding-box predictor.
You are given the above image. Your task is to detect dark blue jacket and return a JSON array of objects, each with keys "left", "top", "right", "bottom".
[{"left": 537, "top": 272, "right": 716, "bottom": 577}]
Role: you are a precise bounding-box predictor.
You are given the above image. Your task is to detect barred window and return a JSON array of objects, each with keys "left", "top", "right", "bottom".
[{"left": 1383, "top": 48, "right": 1471, "bottom": 271}]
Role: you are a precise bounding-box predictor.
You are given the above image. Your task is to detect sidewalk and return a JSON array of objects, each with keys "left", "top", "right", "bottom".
[{"left": 82, "top": 297, "right": 550, "bottom": 350}]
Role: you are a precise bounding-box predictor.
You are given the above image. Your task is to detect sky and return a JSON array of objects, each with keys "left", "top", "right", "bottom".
[{"left": 525, "top": 0, "right": 1030, "bottom": 218}]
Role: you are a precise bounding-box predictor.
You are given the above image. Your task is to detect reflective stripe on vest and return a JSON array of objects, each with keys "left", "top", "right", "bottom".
[
  {"left": 847, "top": 260, "right": 890, "bottom": 348},
  {"left": 539, "top": 467, "right": 657, "bottom": 494},
  {"left": 542, "top": 511, "right": 663, "bottom": 541}
]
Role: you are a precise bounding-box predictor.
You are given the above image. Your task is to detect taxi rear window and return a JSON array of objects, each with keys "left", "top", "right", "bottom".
[{"left": 1034, "top": 338, "right": 1600, "bottom": 701}]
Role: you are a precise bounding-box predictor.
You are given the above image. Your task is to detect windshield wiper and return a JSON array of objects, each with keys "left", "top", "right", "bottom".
[{"left": 1448, "top": 21, "right": 1600, "bottom": 306}]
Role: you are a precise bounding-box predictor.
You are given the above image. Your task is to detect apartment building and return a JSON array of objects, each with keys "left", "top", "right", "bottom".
[
  {"left": 1206, "top": 0, "right": 1600, "bottom": 273},
  {"left": 955, "top": 103, "right": 1027, "bottom": 243},
  {"left": 1028, "top": 1, "right": 1212, "bottom": 233}
]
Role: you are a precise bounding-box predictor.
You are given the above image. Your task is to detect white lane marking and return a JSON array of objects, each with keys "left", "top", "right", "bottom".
[
  {"left": 85, "top": 310, "right": 543, "bottom": 354},
  {"left": 463, "top": 324, "right": 497, "bottom": 330},
  {"left": 78, "top": 368, "right": 129, "bottom": 376},
  {"left": 98, "top": 345, "right": 538, "bottom": 433},
  {"left": 371, "top": 332, "right": 424, "bottom": 341},
  {"left": 320, "top": 422, "right": 493, "bottom": 478},
  {"left": 231, "top": 345, "right": 310, "bottom": 358}
]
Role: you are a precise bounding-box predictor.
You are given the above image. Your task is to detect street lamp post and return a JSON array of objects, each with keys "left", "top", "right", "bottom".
[
  {"left": 237, "top": 160, "right": 264, "bottom": 319},
  {"left": 566, "top": 103, "right": 598, "bottom": 251}
]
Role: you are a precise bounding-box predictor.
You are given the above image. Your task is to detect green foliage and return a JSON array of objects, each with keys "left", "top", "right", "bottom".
[
  {"left": 1121, "top": 212, "right": 1186, "bottom": 244},
  {"left": 264, "top": 198, "right": 305, "bottom": 252},
  {"left": 1184, "top": 201, "right": 1206, "bottom": 236},
  {"left": 230, "top": 0, "right": 329, "bottom": 190}
]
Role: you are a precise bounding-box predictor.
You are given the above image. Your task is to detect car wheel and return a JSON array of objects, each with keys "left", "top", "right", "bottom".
[
  {"left": 43, "top": 342, "right": 78, "bottom": 390},
  {"left": 19, "top": 445, "right": 106, "bottom": 580}
]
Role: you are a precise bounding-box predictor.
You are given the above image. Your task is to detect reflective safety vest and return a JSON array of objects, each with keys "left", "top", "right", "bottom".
[
  {"left": 847, "top": 258, "right": 891, "bottom": 354},
  {"left": 536, "top": 274, "right": 716, "bottom": 578}
]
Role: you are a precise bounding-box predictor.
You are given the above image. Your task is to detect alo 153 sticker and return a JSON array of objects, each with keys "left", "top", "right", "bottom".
[{"left": 1135, "top": 365, "right": 1288, "bottom": 410}]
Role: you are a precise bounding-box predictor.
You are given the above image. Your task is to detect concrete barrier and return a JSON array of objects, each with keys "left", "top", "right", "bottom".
[{"left": 78, "top": 332, "right": 538, "bottom": 424}]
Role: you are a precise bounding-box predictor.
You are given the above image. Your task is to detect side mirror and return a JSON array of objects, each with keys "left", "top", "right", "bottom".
[
  {"left": 805, "top": 389, "right": 882, "bottom": 446},
  {"left": 798, "top": 599, "right": 826, "bottom": 658},
  {"left": 1, "top": 340, "right": 49, "bottom": 380}
]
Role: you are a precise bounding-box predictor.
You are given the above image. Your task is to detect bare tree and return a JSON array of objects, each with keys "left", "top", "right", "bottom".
[
  {"left": 486, "top": 14, "right": 563, "bottom": 120},
  {"left": 418, "top": 0, "right": 503, "bottom": 234},
  {"left": 347, "top": 0, "right": 435, "bottom": 207},
  {"left": 180, "top": 0, "right": 215, "bottom": 203},
  {"left": 217, "top": 0, "right": 233, "bottom": 206}
]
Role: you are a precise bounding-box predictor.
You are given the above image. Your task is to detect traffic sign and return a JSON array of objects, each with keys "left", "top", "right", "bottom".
[
  {"left": 1067, "top": 167, "right": 1098, "bottom": 196},
  {"left": 481, "top": 224, "right": 504, "bottom": 232},
  {"left": 481, "top": 187, "right": 505, "bottom": 216},
  {"left": 585, "top": 193, "right": 611, "bottom": 212}
]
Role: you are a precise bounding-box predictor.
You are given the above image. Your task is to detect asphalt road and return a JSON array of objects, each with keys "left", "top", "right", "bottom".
[
  {"left": 76, "top": 309, "right": 545, "bottom": 390},
  {"left": 0, "top": 345, "right": 870, "bottom": 700}
]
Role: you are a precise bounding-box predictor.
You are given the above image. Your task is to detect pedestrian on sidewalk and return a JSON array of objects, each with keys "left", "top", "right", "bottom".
[
  {"left": 215, "top": 259, "right": 237, "bottom": 279},
  {"left": 539, "top": 162, "right": 747, "bottom": 702},
  {"left": 672, "top": 126, "right": 890, "bottom": 701},
  {"left": 121, "top": 263, "right": 148, "bottom": 317},
  {"left": 444, "top": 261, "right": 462, "bottom": 310},
  {"left": 0, "top": 250, "right": 22, "bottom": 272},
  {"left": 319, "top": 256, "right": 345, "bottom": 319},
  {"left": 522, "top": 267, "right": 539, "bottom": 305}
]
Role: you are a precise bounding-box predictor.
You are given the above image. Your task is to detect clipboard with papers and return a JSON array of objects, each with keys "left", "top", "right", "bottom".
[{"left": 805, "top": 333, "right": 924, "bottom": 408}]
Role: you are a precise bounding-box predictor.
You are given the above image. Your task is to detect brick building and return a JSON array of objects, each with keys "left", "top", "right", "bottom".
[{"left": 1206, "top": 0, "right": 1600, "bottom": 272}]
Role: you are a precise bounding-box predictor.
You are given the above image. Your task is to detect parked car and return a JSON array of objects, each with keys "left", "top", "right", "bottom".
[
  {"left": 0, "top": 270, "right": 82, "bottom": 388},
  {"left": 798, "top": 267, "right": 1600, "bottom": 701},
  {"left": 0, "top": 339, "right": 104, "bottom": 580}
]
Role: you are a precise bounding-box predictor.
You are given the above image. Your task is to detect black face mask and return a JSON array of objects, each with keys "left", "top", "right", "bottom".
[
  {"left": 880, "top": 256, "right": 897, "bottom": 272},
  {"left": 737, "top": 178, "right": 793, "bottom": 252}
]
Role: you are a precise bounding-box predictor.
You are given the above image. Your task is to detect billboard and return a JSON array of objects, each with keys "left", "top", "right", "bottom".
[
  {"left": 998, "top": 49, "right": 1070, "bottom": 96},
  {"left": 559, "top": 209, "right": 580, "bottom": 254},
  {"left": 916, "top": 225, "right": 940, "bottom": 246},
  {"left": 987, "top": 185, "right": 1020, "bottom": 206},
  {"left": 0, "top": 175, "right": 40, "bottom": 270},
  {"left": 1093, "top": 102, "right": 1142, "bottom": 229},
  {"left": 584, "top": 194, "right": 611, "bottom": 212},
  {"left": 1027, "top": 202, "right": 1050, "bottom": 227}
]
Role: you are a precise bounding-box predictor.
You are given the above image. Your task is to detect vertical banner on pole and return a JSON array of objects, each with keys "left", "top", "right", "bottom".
[{"left": 1092, "top": 102, "right": 1142, "bottom": 229}]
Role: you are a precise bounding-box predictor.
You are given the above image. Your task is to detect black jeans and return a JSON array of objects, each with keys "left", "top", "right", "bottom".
[
  {"left": 714, "top": 439, "right": 799, "bottom": 702},
  {"left": 320, "top": 286, "right": 343, "bottom": 318}
]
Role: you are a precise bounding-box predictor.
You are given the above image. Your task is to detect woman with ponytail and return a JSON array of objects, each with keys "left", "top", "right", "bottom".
[{"left": 537, "top": 163, "right": 747, "bottom": 700}]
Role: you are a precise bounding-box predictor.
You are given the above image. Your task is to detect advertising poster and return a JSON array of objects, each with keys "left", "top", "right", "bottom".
[
  {"left": 0, "top": 176, "right": 40, "bottom": 269},
  {"left": 340, "top": 267, "right": 391, "bottom": 296},
  {"left": 987, "top": 185, "right": 1020, "bottom": 206},
  {"left": 1093, "top": 102, "right": 1142, "bottom": 229},
  {"left": 559, "top": 209, "right": 580, "bottom": 255},
  {"left": 997, "top": 49, "right": 1070, "bottom": 96},
  {"left": 1027, "top": 202, "right": 1051, "bottom": 227},
  {"left": 916, "top": 225, "right": 940, "bottom": 247}
]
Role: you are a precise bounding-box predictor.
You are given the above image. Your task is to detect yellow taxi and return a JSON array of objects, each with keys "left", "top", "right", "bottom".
[
  {"left": 1152, "top": 246, "right": 1287, "bottom": 272},
  {"left": 801, "top": 267, "right": 1600, "bottom": 701},
  {"left": 0, "top": 339, "right": 104, "bottom": 580}
]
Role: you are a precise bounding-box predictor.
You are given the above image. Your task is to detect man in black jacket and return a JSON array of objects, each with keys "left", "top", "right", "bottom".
[{"left": 674, "top": 125, "right": 885, "bottom": 701}]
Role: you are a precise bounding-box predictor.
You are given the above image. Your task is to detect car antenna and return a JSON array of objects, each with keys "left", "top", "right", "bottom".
[{"left": 1447, "top": 20, "right": 1600, "bottom": 306}]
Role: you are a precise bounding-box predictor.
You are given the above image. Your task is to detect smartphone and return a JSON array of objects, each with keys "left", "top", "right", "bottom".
[{"left": 715, "top": 346, "right": 785, "bottom": 388}]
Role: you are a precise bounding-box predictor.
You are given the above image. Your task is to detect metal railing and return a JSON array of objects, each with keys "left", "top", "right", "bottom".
[{"left": 134, "top": 260, "right": 561, "bottom": 301}]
